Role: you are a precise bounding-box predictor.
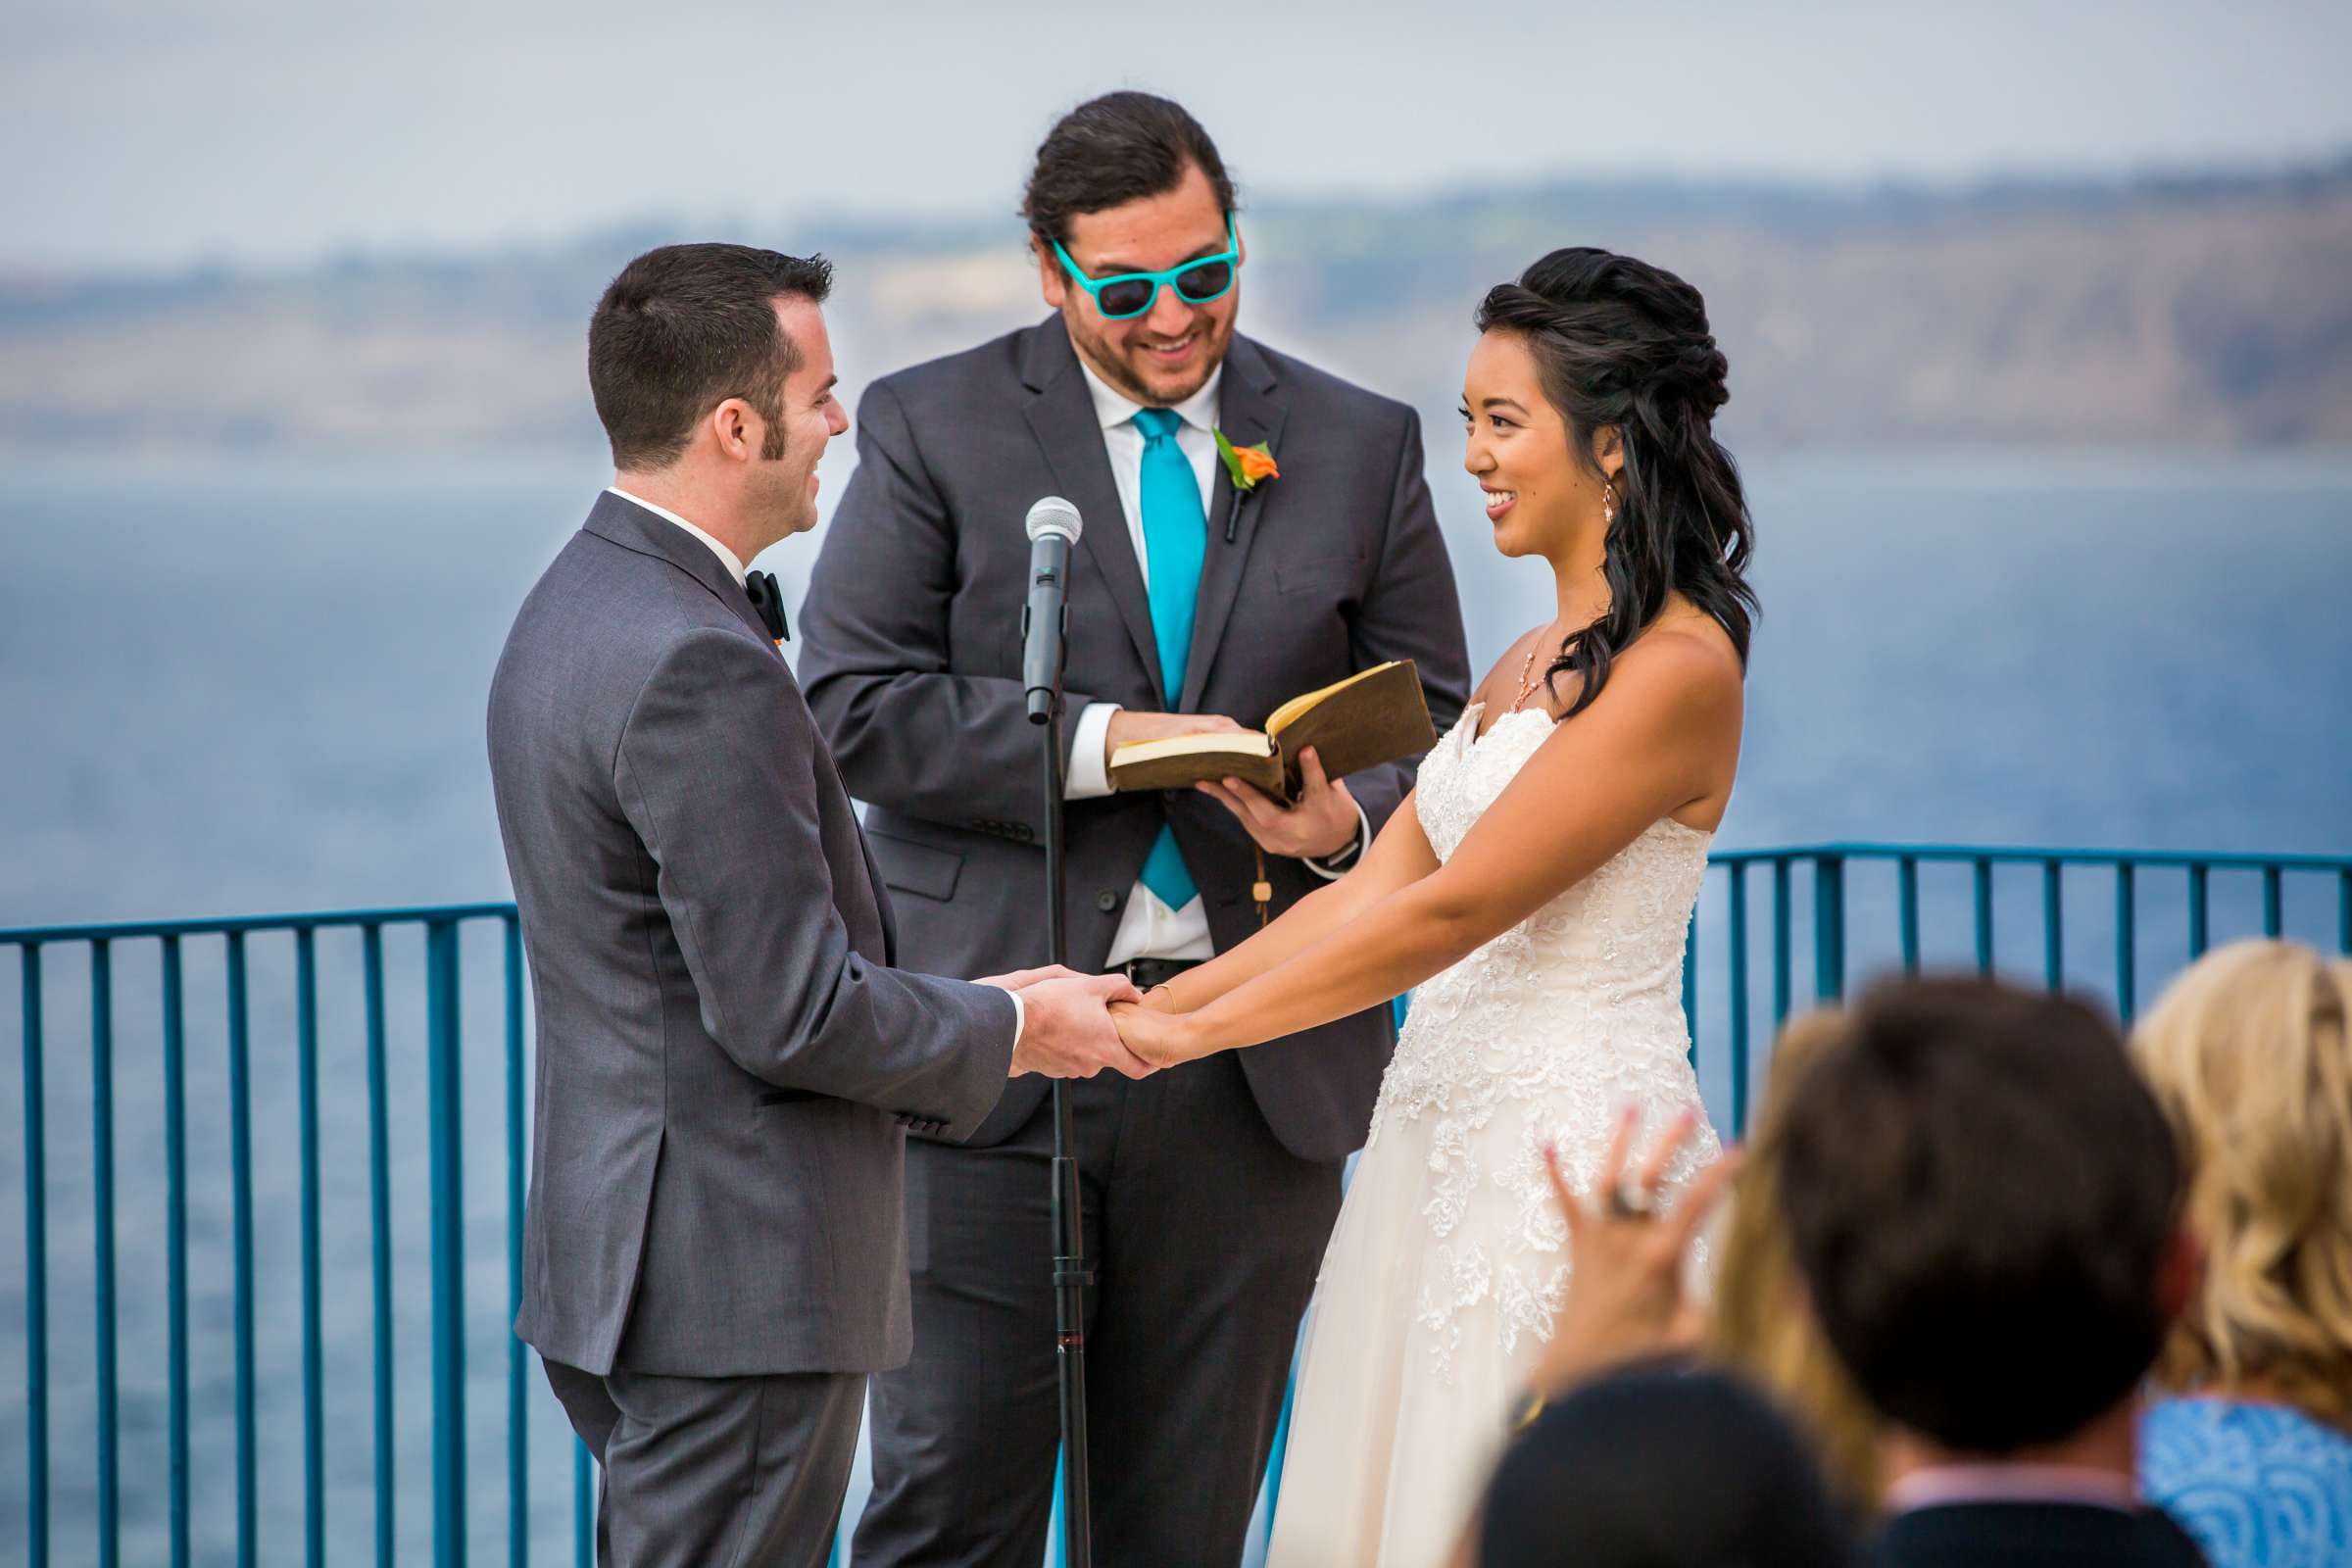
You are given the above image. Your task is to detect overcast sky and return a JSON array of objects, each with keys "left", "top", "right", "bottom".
[{"left": 6, "top": 0, "right": 2347, "bottom": 273}]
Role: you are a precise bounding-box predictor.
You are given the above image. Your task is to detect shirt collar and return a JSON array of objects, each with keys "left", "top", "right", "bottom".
[
  {"left": 1074, "top": 350, "right": 1222, "bottom": 436},
  {"left": 1885, "top": 1464, "right": 2141, "bottom": 1516},
  {"left": 606, "top": 486, "right": 748, "bottom": 585}
]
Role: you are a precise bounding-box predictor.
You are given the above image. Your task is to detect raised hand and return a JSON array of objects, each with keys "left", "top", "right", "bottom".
[
  {"left": 1008, "top": 971, "right": 1153, "bottom": 1080},
  {"left": 1196, "top": 746, "right": 1361, "bottom": 861},
  {"left": 1526, "top": 1104, "right": 1741, "bottom": 1400}
]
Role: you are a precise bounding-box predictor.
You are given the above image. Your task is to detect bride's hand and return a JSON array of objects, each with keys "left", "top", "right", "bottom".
[{"left": 1111, "top": 999, "right": 1204, "bottom": 1068}]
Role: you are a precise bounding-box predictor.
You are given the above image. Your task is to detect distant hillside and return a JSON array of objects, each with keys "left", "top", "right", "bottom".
[{"left": 4, "top": 159, "right": 2349, "bottom": 450}]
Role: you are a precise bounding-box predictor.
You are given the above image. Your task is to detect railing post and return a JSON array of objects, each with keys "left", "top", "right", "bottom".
[
  {"left": 1728, "top": 863, "right": 1750, "bottom": 1138},
  {"left": 1682, "top": 909, "right": 1698, "bottom": 1070},
  {"left": 297, "top": 927, "right": 325, "bottom": 1568},
  {"left": 1973, "top": 858, "right": 1994, "bottom": 977},
  {"left": 576, "top": 1439, "right": 596, "bottom": 1568},
  {"left": 365, "top": 925, "right": 396, "bottom": 1568},
  {"left": 163, "top": 936, "right": 190, "bottom": 1568},
  {"left": 21, "top": 942, "right": 48, "bottom": 1568},
  {"left": 2188, "top": 863, "right": 2209, "bottom": 957},
  {"left": 426, "top": 918, "right": 469, "bottom": 1568},
  {"left": 506, "top": 916, "right": 529, "bottom": 1568},
  {"left": 1898, "top": 856, "right": 1920, "bottom": 974},
  {"left": 91, "top": 940, "right": 120, "bottom": 1568},
  {"left": 1813, "top": 856, "right": 1845, "bottom": 1003},
  {"left": 2041, "top": 860, "right": 2063, "bottom": 993},
  {"left": 1772, "top": 858, "right": 1792, "bottom": 1028},
  {"left": 2115, "top": 864, "right": 2137, "bottom": 1025},
  {"left": 2263, "top": 865, "right": 2283, "bottom": 938},
  {"left": 227, "top": 931, "right": 257, "bottom": 1568}
]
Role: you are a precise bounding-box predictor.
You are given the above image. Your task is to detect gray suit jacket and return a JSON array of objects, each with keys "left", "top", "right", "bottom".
[
  {"left": 799, "top": 322, "right": 1469, "bottom": 1162},
  {"left": 488, "top": 492, "right": 1017, "bottom": 1378}
]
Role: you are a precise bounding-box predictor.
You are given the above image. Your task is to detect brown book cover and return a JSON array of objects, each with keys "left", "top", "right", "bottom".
[{"left": 1105, "top": 661, "right": 1440, "bottom": 805}]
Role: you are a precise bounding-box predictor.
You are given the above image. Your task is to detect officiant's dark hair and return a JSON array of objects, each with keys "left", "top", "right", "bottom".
[
  {"left": 589, "top": 243, "right": 834, "bottom": 470},
  {"left": 1476, "top": 250, "right": 1756, "bottom": 720},
  {"left": 1774, "top": 977, "right": 2186, "bottom": 1454},
  {"left": 1022, "top": 91, "right": 1236, "bottom": 246}
]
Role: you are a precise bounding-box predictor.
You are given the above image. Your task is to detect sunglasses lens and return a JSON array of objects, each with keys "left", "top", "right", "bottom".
[
  {"left": 1097, "top": 278, "right": 1157, "bottom": 318},
  {"left": 1174, "top": 260, "right": 1234, "bottom": 302}
]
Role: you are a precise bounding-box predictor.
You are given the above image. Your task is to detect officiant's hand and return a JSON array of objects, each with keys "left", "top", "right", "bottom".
[
  {"left": 1008, "top": 972, "right": 1155, "bottom": 1081},
  {"left": 1198, "top": 747, "right": 1361, "bottom": 861},
  {"left": 1102, "top": 709, "right": 1251, "bottom": 766}
]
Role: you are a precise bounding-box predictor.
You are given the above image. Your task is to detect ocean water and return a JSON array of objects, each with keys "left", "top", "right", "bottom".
[{"left": 1, "top": 443, "right": 2348, "bottom": 1560}]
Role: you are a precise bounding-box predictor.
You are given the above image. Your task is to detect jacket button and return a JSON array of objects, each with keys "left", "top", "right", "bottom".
[{"left": 1096, "top": 891, "right": 1120, "bottom": 913}]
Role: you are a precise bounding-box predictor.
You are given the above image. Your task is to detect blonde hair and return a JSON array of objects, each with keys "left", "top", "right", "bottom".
[
  {"left": 2133, "top": 940, "right": 2352, "bottom": 1428},
  {"left": 1706, "top": 1007, "right": 1885, "bottom": 1511}
]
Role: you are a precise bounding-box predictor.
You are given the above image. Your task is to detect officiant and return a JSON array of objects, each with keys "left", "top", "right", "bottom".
[{"left": 797, "top": 91, "right": 1469, "bottom": 1567}]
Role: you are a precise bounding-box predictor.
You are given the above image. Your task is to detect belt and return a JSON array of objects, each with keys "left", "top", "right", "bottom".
[{"left": 1121, "top": 957, "right": 1202, "bottom": 993}]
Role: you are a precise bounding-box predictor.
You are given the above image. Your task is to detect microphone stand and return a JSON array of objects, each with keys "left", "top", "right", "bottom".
[{"left": 1035, "top": 635, "right": 1095, "bottom": 1567}]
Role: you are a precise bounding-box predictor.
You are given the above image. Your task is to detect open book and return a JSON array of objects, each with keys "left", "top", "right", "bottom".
[{"left": 1106, "top": 661, "right": 1440, "bottom": 806}]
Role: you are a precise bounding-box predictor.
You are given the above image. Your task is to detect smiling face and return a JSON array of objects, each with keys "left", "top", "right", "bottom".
[
  {"left": 743, "top": 295, "right": 849, "bottom": 543},
  {"left": 1037, "top": 161, "right": 1241, "bottom": 407},
  {"left": 1461, "top": 328, "right": 1620, "bottom": 561}
]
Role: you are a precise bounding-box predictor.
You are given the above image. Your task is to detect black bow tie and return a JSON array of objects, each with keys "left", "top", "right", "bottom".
[{"left": 743, "top": 569, "right": 790, "bottom": 644}]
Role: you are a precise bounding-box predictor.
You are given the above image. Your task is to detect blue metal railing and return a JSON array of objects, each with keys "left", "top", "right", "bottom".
[{"left": 7, "top": 847, "right": 2350, "bottom": 1564}]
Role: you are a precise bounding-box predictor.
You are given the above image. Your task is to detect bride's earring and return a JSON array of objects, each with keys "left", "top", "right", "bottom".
[{"left": 1601, "top": 479, "right": 1619, "bottom": 526}]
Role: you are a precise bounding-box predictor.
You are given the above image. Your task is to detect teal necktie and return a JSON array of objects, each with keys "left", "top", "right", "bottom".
[{"left": 1134, "top": 407, "right": 1203, "bottom": 911}]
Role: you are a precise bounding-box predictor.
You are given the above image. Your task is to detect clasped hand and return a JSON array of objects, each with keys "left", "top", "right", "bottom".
[{"left": 983, "top": 966, "right": 1156, "bottom": 1080}]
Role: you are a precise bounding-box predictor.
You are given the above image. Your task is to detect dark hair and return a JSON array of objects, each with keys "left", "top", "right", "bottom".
[
  {"left": 1775, "top": 977, "right": 2185, "bottom": 1454},
  {"left": 1475, "top": 249, "right": 1756, "bottom": 719},
  {"left": 1480, "top": 1362, "right": 1849, "bottom": 1567},
  {"left": 1021, "top": 91, "right": 1237, "bottom": 247},
  {"left": 587, "top": 243, "right": 834, "bottom": 470}
]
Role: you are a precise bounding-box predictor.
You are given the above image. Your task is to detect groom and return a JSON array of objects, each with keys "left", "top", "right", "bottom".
[
  {"left": 487, "top": 243, "right": 1146, "bottom": 1566},
  {"left": 799, "top": 93, "right": 1470, "bottom": 1564}
]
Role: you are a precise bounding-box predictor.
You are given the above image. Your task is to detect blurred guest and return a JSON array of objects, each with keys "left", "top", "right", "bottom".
[
  {"left": 1777, "top": 978, "right": 2208, "bottom": 1567},
  {"left": 1478, "top": 1362, "right": 1853, "bottom": 1568},
  {"left": 1704, "top": 1007, "right": 1886, "bottom": 1515},
  {"left": 2132, "top": 941, "right": 2352, "bottom": 1568}
]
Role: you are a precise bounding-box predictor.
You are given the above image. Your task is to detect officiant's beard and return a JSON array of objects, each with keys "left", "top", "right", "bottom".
[{"left": 1060, "top": 294, "right": 1236, "bottom": 409}]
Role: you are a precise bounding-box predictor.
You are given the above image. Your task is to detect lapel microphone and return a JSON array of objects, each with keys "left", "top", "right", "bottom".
[{"left": 744, "top": 569, "right": 790, "bottom": 644}]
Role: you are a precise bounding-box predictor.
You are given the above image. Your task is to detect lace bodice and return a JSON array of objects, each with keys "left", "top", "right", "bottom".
[{"left": 1364, "top": 701, "right": 1717, "bottom": 1378}]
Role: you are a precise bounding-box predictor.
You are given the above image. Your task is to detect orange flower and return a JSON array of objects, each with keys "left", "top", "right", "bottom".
[{"left": 1235, "top": 445, "right": 1280, "bottom": 484}]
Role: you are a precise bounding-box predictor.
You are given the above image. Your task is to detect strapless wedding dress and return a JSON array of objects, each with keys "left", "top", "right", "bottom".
[{"left": 1265, "top": 703, "right": 1720, "bottom": 1567}]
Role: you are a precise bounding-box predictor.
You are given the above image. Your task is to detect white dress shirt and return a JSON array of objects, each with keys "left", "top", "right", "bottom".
[
  {"left": 606, "top": 486, "right": 1027, "bottom": 1047},
  {"left": 1058, "top": 363, "right": 1367, "bottom": 967}
]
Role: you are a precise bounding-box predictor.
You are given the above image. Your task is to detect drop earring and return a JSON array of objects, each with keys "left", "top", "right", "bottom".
[{"left": 1601, "top": 479, "right": 1619, "bottom": 526}]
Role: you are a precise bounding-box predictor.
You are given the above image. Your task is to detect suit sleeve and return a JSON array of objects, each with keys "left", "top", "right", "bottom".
[
  {"left": 798, "top": 378, "right": 1099, "bottom": 844},
  {"left": 614, "top": 625, "right": 1017, "bottom": 1140},
  {"left": 1344, "top": 405, "right": 1471, "bottom": 834}
]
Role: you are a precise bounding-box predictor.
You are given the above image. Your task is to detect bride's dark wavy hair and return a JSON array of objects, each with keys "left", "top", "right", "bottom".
[{"left": 1475, "top": 248, "right": 1757, "bottom": 719}]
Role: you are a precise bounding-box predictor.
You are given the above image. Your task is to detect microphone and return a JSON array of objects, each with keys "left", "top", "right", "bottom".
[{"left": 1022, "top": 497, "right": 1083, "bottom": 724}]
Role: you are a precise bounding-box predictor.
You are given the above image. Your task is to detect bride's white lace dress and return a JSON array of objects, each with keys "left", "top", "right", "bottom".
[{"left": 1265, "top": 703, "right": 1721, "bottom": 1567}]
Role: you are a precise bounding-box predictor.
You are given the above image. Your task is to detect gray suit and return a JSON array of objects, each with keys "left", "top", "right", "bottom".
[
  {"left": 488, "top": 492, "right": 1017, "bottom": 1565},
  {"left": 799, "top": 320, "right": 1469, "bottom": 1565}
]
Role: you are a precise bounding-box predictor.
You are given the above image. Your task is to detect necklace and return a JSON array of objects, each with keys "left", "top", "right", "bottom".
[{"left": 1510, "top": 628, "right": 1560, "bottom": 713}]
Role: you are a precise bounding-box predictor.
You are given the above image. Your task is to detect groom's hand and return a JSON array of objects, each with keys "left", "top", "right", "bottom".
[
  {"left": 1008, "top": 972, "right": 1154, "bottom": 1081},
  {"left": 1197, "top": 747, "right": 1361, "bottom": 861}
]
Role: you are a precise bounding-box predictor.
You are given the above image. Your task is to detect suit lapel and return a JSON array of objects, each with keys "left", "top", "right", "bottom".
[
  {"left": 583, "top": 491, "right": 776, "bottom": 653},
  {"left": 1019, "top": 322, "right": 1165, "bottom": 698},
  {"left": 1181, "top": 337, "right": 1289, "bottom": 713}
]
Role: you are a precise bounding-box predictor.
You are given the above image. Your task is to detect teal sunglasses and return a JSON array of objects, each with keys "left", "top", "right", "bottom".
[{"left": 1052, "top": 217, "right": 1240, "bottom": 319}]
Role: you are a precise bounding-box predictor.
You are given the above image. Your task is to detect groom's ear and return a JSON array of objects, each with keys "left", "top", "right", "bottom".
[{"left": 709, "top": 397, "right": 760, "bottom": 464}]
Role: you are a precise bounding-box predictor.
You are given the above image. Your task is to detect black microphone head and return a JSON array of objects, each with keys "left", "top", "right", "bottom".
[{"left": 1025, "top": 496, "right": 1082, "bottom": 546}]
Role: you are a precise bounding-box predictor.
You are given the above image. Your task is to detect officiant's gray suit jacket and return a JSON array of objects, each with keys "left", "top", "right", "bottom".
[
  {"left": 799, "top": 322, "right": 1470, "bottom": 1162},
  {"left": 487, "top": 492, "right": 1017, "bottom": 1378}
]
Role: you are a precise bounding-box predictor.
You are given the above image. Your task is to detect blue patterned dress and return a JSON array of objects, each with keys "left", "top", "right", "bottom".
[{"left": 2141, "top": 1396, "right": 2352, "bottom": 1568}]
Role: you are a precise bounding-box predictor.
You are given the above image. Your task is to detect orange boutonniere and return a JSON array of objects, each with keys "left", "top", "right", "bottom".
[{"left": 1213, "top": 428, "right": 1280, "bottom": 492}]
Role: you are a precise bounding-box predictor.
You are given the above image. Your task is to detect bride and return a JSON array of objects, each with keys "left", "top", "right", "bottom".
[{"left": 1111, "top": 247, "right": 1757, "bottom": 1565}]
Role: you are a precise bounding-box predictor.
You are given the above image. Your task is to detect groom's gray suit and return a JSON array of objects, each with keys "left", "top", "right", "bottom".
[{"left": 488, "top": 491, "right": 1018, "bottom": 1565}]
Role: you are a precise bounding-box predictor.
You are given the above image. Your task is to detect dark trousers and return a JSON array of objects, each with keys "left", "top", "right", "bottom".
[
  {"left": 854, "top": 1053, "right": 1346, "bottom": 1568},
  {"left": 544, "top": 1357, "right": 865, "bottom": 1568}
]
